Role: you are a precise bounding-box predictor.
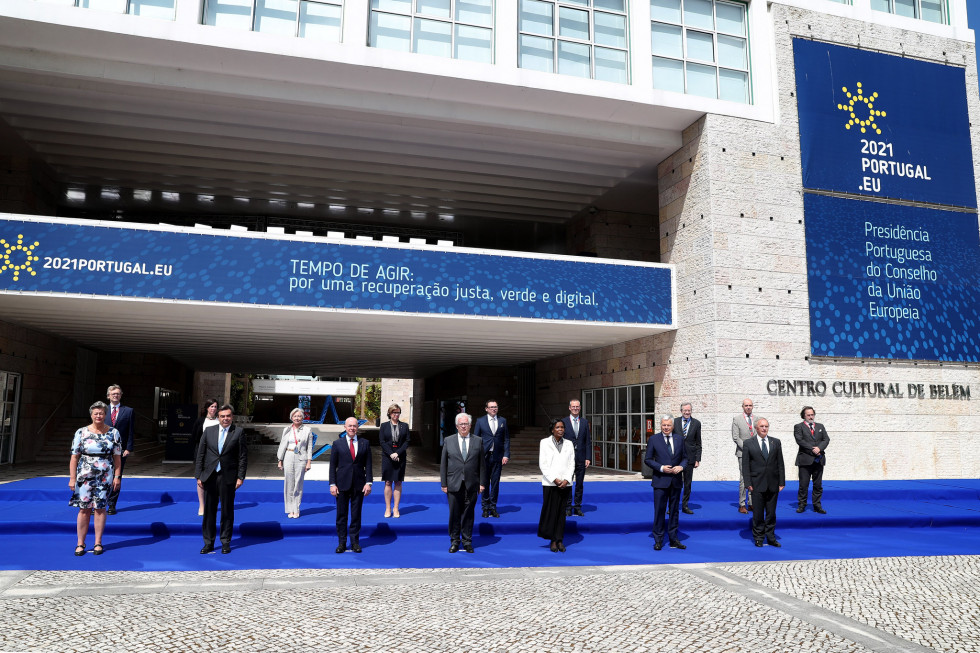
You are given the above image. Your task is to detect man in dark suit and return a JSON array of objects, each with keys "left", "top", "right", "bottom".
[
  {"left": 645, "top": 415, "right": 688, "bottom": 550},
  {"left": 195, "top": 404, "right": 247, "bottom": 554},
  {"left": 794, "top": 406, "right": 830, "bottom": 514},
  {"left": 330, "top": 417, "right": 373, "bottom": 553},
  {"left": 472, "top": 399, "right": 508, "bottom": 518},
  {"left": 674, "top": 402, "right": 701, "bottom": 515},
  {"left": 441, "top": 413, "right": 487, "bottom": 553},
  {"left": 105, "top": 384, "right": 135, "bottom": 515},
  {"left": 561, "top": 398, "right": 591, "bottom": 517},
  {"left": 741, "top": 417, "right": 785, "bottom": 547}
]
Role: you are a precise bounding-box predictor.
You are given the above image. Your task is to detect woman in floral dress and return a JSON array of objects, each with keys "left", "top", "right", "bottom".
[{"left": 69, "top": 401, "right": 122, "bottom": 556}]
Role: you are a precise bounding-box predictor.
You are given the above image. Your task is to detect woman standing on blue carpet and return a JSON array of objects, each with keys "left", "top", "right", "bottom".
[
  {"left": 191, "top": 398, "right": 220, "bottom": 516},
  {"left": 380, "top": 403, "right": 410, "bottom": 518},
  {"left": 538, "top": 419, "right": 575, "bottom": 552},
  {"left": 278, "top": 408, "right": 314, "bottom": 518},
  {"left": 68, "top": 401, "right": 121, "bottom": 556}
]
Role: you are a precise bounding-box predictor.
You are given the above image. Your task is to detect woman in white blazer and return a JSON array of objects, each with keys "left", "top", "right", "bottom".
[
  {"left": 538, "top": 418, "right": 576, "bottom": 552},
  {"left": 277, "top": 408, "right": 314, "bottom": 518}
]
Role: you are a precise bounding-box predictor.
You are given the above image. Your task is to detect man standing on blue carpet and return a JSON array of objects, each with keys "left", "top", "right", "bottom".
[
  {"left": 645, "top": 415, "right": 687, "bottom": 551},
  {"left": 196, "top": 404, "right": 248, "bottom": 554},
  {"left": 732, "top": 398, "right": 755, "bottom": 514},
  {"left": 473, "top": 399, "right": 508, "bottom": 519},
  {"left": 675, "top": 402, "right": 701, "bottom": 515},
  {"left": 105, "top": 384, "right": 135, "bottom": 515},
  {"left": 742, "top": 417, "right": 784, "bottom": 547},
  {"left": 562, "top": 398, "right": 591, "bottom": 517},
  {"left": 794, "top": 406, "right": 829, "bottom": 514},
  {"left": 330, "top": 417, "right": 373, "bottom": 553},
  {"left": 441, "top": 412, "right": 486, "bottom": 553}
]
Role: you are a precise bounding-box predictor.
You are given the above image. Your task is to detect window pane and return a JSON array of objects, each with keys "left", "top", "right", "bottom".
[
  {"left": 651, "top": 22, "right": 682, "bottom": 58},
  {"left": 870, "top": 0, "right": 890, "bottom": 11},
  {"left": 254, "top": 0, "right": 297, "bottom": 35},
  {"left": 299, "top": 1, "right": 341, "bottom": 39},
  {"left": 595, "top": 46, "right": 627, "bottom": 83},
  {"left": 564, "top": 0, "right": 589, "bottom": 6},
  {"left": 370, "top": 11, "right": 411, "bottom": 49},
  {"left": 686, "top": 61, "right": 717, "bottom": 98},
  {"left": 205, "top": 0, "right": 252, "bottom": 29},
  {"left": 629, "top": 385, "right": 640, "bottom": 414},
  {"left": 594, "top": 11, "right": 625, "bottom": 47},
  {"left": 80, "top": 0, "right": 123, "bottom": 10},
  {"left": 643, "top": 383, "right": 656, "bottom": 413},
  {"left": 372, "top": 0, "right": 412, "bottom": 13},
  {"left": 417, "top": 0, "right": 450, "bottom": 17},
  {"left": 684, "top": 0, "right": 713, "bottom": 30},
  {"left": 455, "top": 24, "right": 492, "bottom": 61},
  {"left": 558, "top": 40, "right": 591, "bottom": 77},
  {"left": 616, "top": 387, "right": 627, "bottom": 413},
  {"left": 717, "top": 34, "right": 745, "bottom": 69},
  {"left": 652, "top": 56, "right": 684, "bottom": 92},
  {"left": 594, "top": 0, "right": 624, "bottom": 12},
  {"left": 686, "top": 29, "right": 714, "bottom": 62},
  {"left": 519, "top": 34, "right": 554, "bottom": 71},
  {"left": 559, "top": 7, "right": 589, "bottom": 39},
  {"left": 921, "top": 0, "right": 942, "bottom": 22},
  {"left": 894, "top": 0, "right": 915, "bottom": 17},
  {"left": 414, "top": 17, "right": 452, "bottom": 56},
  {"left": 715, "top": 1, "right": 744, "bottom": 35},
  {"left": 129, "top": 0, "right": 176, "bottom": 20},
  {"left": 719, "top": 67, "right": 748, "bottom": 102},
  {"left": 520, "top": 0, "right": 553, "bottom": 35},
  {"left": 604, "top": 388, "right": 615, "bottom": 413},
  {"left": 650, "top": 0, "right": 680, "bottom": 22},
  {"left": 456, "top": 0, "right": 492, "bottom": 26}
]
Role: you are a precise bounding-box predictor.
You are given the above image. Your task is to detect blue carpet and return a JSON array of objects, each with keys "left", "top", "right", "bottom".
[{"left": 4, "top": 477, "right": 979, "bottom": 571}]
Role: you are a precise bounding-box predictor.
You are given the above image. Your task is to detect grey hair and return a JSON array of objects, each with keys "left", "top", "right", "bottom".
[
  {"left": 455, "top": 412, "right": 472, "bottom": 426},
  {"left": 679, "top": 402, "right": 692, "bottom": 411},
  {"left": 289, "top": 408, "right": 305, "bottom": 421},
  {"left": 754, "top": 416, "right": 769, "bottom": 427},
  {"left": 659, "top": 414, "right": 674, "bottom": 424},
  {"left": 89, "top": 401, "right": 109, "bottom": 415}
]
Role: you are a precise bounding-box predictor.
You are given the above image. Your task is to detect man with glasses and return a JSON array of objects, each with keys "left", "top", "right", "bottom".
[{"left": 473, "top": 399, "right": 509, "bottom": 518}]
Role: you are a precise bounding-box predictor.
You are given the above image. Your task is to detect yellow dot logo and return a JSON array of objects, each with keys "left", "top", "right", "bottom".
[
  {"left": 838, "top": 82, "right": 886, "bottom": 135},
  {"left": 0, "top": 235, "right": 40, "bottom": 281}
]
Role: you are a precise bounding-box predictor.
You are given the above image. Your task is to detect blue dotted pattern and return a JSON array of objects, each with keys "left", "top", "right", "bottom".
[
  {"left": 804, "top": 194, "right": 980, "bottom": 362},
  {"left": 0, "top": 220, "right": 673, "bottom": 326}
]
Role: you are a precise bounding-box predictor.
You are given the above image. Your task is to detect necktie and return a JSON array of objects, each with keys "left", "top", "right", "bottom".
[
  {"left": 572, "top": 417, "right": 579, "bottom": 435},
  {"left": 490, "top": 417, "right": 496, "bottom": 434},
  {"left": 111, "top": 407, "right": 118, "bottom": 426},
  {"left": 461, "top": 436, "right": 468, "bottom": 459},
  {"left": 746, "top": 415, "right": 753, "bottom": 434},
  {"left": 809, "top": 424, "right": 815, "bottom": 436},
  {"left": 217, "top": 427, "right": 227, "bottom": 471},
  {"left": 761, "top": 437, "right": 769, "bottom": 459},
  {"left": 349, "top": 437, "right": 356, "bottom": 460},
  {"left": 683, "top": 419, "right": 689, "bottom": 437},
  {"left": 665, "top": 435, "right": 673, "bottom": 456}
]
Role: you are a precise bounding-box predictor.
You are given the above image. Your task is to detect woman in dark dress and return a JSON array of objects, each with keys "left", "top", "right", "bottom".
[
  {"left": 379, "top": 403, "right": 410, "bottom": 518},
  {"left": 538, "top": 418, "right": 575, "bottom": 552}
]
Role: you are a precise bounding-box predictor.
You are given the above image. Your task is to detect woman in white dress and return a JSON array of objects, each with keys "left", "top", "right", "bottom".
[{"left": 277, "top": 408, "right": 314, "bottom": 518}]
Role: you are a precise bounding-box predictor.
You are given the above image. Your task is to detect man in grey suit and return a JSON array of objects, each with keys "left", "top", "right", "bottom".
[
  {"left": 794, "top": 406, "right": 830, "bottom": 514},
  {"left": 195, "top": 404, "right": 248, "bottom": 554},
  {"left": 741, "top": 417, "right": 785, "bottom": 547},
  {"left": 440, "top": 413, "right": 487, "bottom": 553},
  {"left": 732, "top": 397, "right": 756, "bottom": 514}
]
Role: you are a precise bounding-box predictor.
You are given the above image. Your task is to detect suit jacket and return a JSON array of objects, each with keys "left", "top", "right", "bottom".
[
  {"left": 674, "top": 416, "right": 702, "bottom": 463},
  {"left": 732, "top": 413, "right": 755, "bottom": 457},
  {"left": 539, "top": 437, "right": 575, "bottom": 487},
  {"left": 108, "top": 404, "right": 135, "bottom": 452},
  {"left": 277, "top": 424, "right": 314, "bottom": 461},
  {"left": 561, "top": 415, "right": 592, "bottom": 463},
  {"left": 196, "top": 424, "right": 248, "bottom": 484},
  {"left": 644, "top": 432, "right": 688, "bottom": 489},
  {"left": 440, "top": 435, "right": 488, "bottom": 492},
  {"left": 379, "top": 421, "right": 410, "bottom": 458},
  {"left": 793, "top": 421, "right": 830, "bottom": 467},
  {"left": 741, "top": 436, "right": 785, "bottom": 493},
  {"left": 329, "top": 436, "right": 373, "bottom": 491},
  {"left": 472, "top": 415, "right": 510, "bottom": 460}
]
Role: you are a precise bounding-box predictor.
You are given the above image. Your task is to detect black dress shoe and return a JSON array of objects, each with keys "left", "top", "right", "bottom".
[
  {"left": 682, "top": 507, "right": 694, "bottom": 515},
  {"left": 556, "top": 541, "right": 566, "bottom": 552},
  {"left": 654, "top": 542, "right": 663, "bottom": 551},
  {"left": 754, "top": 540, "right": 763, "bottom": 547},
  {"left": 814, "top": 506, "right": 827, "bottom": 514},
  {"left": 669, "top": 540, "right": 687, "bottom": 549},
  {"left": 221, "top": 544, "right": 231, "bottom": 554},
  {"left": 490, "top": 509, "right": 500, "bottom": 518},
  {"left": 350, "top": 543, "right": 362, "bottom": 553},
  {"left": 796, "top": 505, "right": 806, "bottom": 513},
  {"left": 565, "top": 508, "right": 573, "bottom": 517},
  {"left": 336, "top": 544, "right": 346, "bottom": 554},
  {"left": 767, "top": 539, "right": 782, "bottom": 547},
  {"left": 106, "top": 508, "right": 117, "bottom": 515},
  {"left": 200, "top": 545, "right": 214, "bottom": 554},
  {"left": 449, "top": 542, "right": 459, "bottom": 553},
  {"left": 573, "top": 508, "right": 585, "bottom": 517},
  {"left": 463, "top": 544, "right": 474, "bottom": 553},
  {"left": 550, "top": 541, "right": 558, "bottom": 552}
]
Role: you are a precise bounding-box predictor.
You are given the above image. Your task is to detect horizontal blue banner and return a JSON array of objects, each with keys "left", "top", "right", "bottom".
[
  {"left": 0, "top": 217, "right": 673, "bottom": 326},
  {"left": 794, "top": 39, "right": 976, "bottom": 208},
  {"left": 804, "top": 194, "right": 980, "bottom": 362}
]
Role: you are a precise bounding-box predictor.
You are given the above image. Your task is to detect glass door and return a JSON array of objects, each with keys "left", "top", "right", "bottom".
[{"left": 0, "top": 371, "right": 22, "bottom": 464}]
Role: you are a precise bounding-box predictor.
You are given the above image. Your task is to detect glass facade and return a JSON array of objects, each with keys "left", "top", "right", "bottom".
[
  {"left": 519, "top": 0, "right": 630, "bottom": 83},
  {"left": 0, "top": 372, "right": 20, "bottom": 465},
  {"left": 650, "top": 0, "right": 749, "bottom": 102},
  {"left": 871, "top": 0, "right": 945, "bottom": 23},
  {"left": 369, "top": 0, "right": 494, "bottom": 62},
  {"left": 583, "top": 382, "right": 656, "bottom": 472},
  {"left": 50, "top": 0, "right": 177, "bottom": 19},
  {"left": 205, "top": 0, "right": 344, "bottom": 39}
]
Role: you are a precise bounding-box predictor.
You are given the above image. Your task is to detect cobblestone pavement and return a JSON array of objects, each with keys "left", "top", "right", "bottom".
[{"left": 1, "top": 555, "right": 976, "bottom": 652}]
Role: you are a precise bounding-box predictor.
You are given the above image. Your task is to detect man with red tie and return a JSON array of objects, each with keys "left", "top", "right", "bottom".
[
  {"left": 731, "top": 398, "right": 755, "bottom": 514},
  {"left": 105, "top": 385, "right": 135, "bottom": 515},
  {"left": 794, "top": 406, "right": 830, "bottom": 514},
  {"left": 330, "top": 417, "right": 373, "bottom": 553}
]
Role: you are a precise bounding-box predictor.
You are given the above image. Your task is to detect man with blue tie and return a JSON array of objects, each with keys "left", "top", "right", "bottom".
[
  {"left": 104, "top": 384, "right": 135, "bottom": 515},
  {"left": 742, "top": 417, "right": 785, "bottom": 547},
  {"left": 196, "top": 404, "right": 248, "bottom": 554},
  {"left": 330, "top": 417, "right": 373, "bottom": 553},
  {"left": 674, "top": 402, "right": 702, "bottom": 515},
  {"left": 561, "top": 399, "right": 591, "bottom": 517},
  {"left": 473, "top": 400, "right": 509, "bottom": 518},
  {"left": 644, "top": 415, "right": 687, "bottom": 551}
]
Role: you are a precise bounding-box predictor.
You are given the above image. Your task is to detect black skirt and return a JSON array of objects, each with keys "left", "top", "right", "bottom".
[{"left": 537, "top": 485, "right": 571, "bottom": 541}]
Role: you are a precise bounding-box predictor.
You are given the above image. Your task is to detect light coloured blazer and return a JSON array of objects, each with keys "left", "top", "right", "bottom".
[
  {"left": 539, "top": 436, "right": 575, "bottom": 487},
  {"left": 277, "top": 425, "right": 314, "bottom": 462},
  {"left": 732, "top": 412, "right": 755, "bottom": 458}
]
